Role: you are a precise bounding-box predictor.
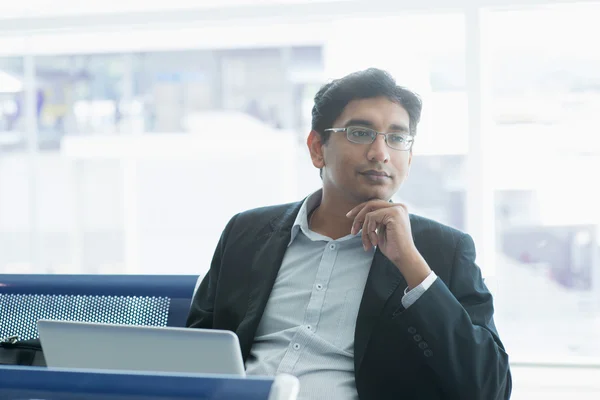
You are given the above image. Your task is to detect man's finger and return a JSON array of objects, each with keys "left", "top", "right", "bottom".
[
  {"left": 346, "top": 199, "right": 391, "bottom": 219},
  {"left": 368, "top": 212, "right": 382, "bottom": 250},
  {"left": 359, "top": 212, "right": 369, "bottom": 249},
  {"left": 346, "top": 202, "right": 369, "bottom": 219},
  {"left": 367, "top": 215, "right": 379, "bottom": 237},
  {"left": 368, "top": 230, "right": 378, "bottom": 249},
  {"left": 351, "top": 205, "right": 373, "bottom": 235},
  {"left": 350, "top": 202, "right": 390, "bottom": 235},
  {"left": 362, "top": 212, "right": 382, "bottom": 250}
]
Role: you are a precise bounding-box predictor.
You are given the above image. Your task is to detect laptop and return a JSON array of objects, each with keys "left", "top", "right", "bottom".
[{"left": 37, "top": 320, "right": 246, "bottom": 376}]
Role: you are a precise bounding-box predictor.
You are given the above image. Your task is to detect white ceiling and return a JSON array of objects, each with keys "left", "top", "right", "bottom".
[{"left": 0, "top": 0, "right": 598, "bottom": 32}]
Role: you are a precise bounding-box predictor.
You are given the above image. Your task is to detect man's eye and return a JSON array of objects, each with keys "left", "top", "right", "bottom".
[
  {"left": 351, "top": 130, "right": 371, "bottom": 137},
  {"left": 389, "top": 134, "right": 406, "bottom": 143}
]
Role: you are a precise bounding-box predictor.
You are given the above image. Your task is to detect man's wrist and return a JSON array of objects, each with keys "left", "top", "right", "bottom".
[{"left": 393, "top": 248, "right": 432, "bottom": 290}]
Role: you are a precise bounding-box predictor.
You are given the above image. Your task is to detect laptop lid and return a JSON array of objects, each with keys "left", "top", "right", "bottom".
[{"left": 37, "top": 320, "right": 246, "bottom": 376}]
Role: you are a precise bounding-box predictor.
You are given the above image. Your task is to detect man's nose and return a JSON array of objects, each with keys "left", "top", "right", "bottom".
[{"left": 367, "top": 134, "right": 390, "bottom": 163}]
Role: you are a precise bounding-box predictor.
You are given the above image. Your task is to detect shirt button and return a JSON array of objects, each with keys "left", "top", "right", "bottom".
[
  {"left": 293, "top": 343, "right": 301, "bottom": 350},
  {"left": 316, "top": 284, "right": 323, "bottom": 290},
  {"left": 306, "top": 325, "right": 312, "bottom": 331},
  {"left": 329, "top": 243, "right": 336, "bottom": 250}
]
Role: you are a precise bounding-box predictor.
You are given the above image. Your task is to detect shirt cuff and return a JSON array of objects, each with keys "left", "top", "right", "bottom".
[{"left": 401, "top": 271, "right": 438, "bottom": 309}]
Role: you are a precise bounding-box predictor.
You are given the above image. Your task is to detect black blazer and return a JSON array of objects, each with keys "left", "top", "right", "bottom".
[{"left": 187, "top": 200, "right": 512, "bottom": 400}]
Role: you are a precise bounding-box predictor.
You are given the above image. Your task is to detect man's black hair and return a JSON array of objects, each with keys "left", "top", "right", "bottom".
[{"left": 311, "top": 68, "right": 423, "bottom": 145}]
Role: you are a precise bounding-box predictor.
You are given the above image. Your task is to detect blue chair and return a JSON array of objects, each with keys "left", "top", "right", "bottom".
[
  {"left": 0, "top": 365, "right": 302, "bottom": 400},
  {"left": 0, "top": 274, "right": 199, "bottom": 341}
]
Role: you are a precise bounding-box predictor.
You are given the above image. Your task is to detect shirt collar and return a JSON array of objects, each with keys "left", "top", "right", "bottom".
[{"left": 288, "top": 189, "right": 323, "bottom": 246}]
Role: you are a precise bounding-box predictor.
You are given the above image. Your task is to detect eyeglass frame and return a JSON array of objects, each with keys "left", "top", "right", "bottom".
[{"left": 323, "top": 126, "right": 415, "bottom": 151}]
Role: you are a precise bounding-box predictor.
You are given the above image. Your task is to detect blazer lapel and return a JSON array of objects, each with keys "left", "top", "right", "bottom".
[
  {"left": 354, "top": 248, "right": 407, "bottom": 374},
  {"left": 236, "top": 202, "right": 302, "bottom": 362}
]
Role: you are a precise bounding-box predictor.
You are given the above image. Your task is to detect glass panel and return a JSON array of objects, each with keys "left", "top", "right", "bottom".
[
  {"left": 0, "top": 55, "right": 128, "bottom": 274},
  {"left": 3, "top": 47, "right": 322, "bottom": 275},
  {"left": 34, "top": 54, "right": 127, "bottom": 143},
  {"left": 488, "top": 3, "right": 600, "bottom": 360},
  {"left": 220, "top": 48, "right": 286, "bottom": 128},
  {"left": 133, "top": 50, "right": 218, "bottom": 133},
  {"left": 0, "top": 56, "right": 28, "bottom": 273},
  {"left": 0, "top": 57, "right": 24, "bottom": 151},
  {"left": 131, "top": 47, "right": 322, "bottom": 274}
]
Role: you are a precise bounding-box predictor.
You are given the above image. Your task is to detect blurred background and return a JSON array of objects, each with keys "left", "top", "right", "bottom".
[{"left": 1, "top": 0, "right": 599, "bottom": 397}]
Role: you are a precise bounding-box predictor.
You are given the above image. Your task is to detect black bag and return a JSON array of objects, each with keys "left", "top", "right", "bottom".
[{"left": 0, "top": 336, "right": 46, "bottom": 367}]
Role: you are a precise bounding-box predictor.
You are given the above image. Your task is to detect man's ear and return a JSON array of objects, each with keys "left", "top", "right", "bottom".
[{"left": 307, "top": 130, "right": 326, "bottom": 170}]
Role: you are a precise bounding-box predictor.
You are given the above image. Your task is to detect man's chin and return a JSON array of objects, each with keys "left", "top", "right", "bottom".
[{"left": 354, "top": 188, "right": 394, "bottom": 203}]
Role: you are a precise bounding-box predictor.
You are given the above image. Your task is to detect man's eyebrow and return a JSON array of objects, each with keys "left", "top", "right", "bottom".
[
  {"left": 389, "top": 124, "right": 409, "bottom": 133},
  {"left": 344, "top": 119, "right": 409, "bottom": 132},
  {"left": 344, "top": 119, "right": 375, "bottom": 128}
]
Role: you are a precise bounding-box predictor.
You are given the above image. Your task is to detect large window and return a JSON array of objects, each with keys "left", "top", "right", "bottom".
[
  {"left": 0, "top": 16, "right": 468, "bottom": 275},
  {"left": 488, "top": 4, "right": 600, "bottom": 360},
  {"left": 0, "top": 46, "right": 324, "bottom": 275},
  {"left": 0, "top": 16, "right": 467, "bottom": 275}
]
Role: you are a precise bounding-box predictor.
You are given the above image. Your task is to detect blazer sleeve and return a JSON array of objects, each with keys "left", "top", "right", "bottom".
[
  {"left": 186, "top": 214, "right": 239, "bottom": 329},
  {"left": 392, "top": 233, "right": 512, "bottom": 399}
]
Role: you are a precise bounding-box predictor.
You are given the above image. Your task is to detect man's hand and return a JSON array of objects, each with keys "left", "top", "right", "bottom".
[{"left": 346, "top": 200, "right": 431, "bottom": 288}]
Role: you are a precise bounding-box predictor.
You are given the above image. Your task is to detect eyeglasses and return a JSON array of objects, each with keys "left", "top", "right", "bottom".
[{"left": 324, "top": 126, "right": 414, "bottom": 151}]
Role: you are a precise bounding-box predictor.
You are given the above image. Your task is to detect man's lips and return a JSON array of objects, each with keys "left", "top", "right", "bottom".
[{"left": 360, "top": 170, "right": 390, "bottom": 177}]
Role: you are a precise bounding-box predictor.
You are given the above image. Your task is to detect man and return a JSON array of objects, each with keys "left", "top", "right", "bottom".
[{"left": 187, "top": 68, "right": 511, "bottom": 399}]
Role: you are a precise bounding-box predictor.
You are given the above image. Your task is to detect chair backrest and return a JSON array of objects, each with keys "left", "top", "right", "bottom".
[{"left": 0, "top": 274, "right": 199, "bottom": 340}]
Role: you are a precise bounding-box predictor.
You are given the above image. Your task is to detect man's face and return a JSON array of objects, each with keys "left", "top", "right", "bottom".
[{"left": 309, "top": 96, "right": 413, "bottom": 204}]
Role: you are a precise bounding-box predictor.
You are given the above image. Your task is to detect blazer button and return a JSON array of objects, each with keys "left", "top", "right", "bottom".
[
  {"left": 413, "top": 334, "right": 422, "bottom": 342},
  {"left": 408, "top": 327, "right": 417, "bottom": 334},
  {"left": 424, "top": 349, "right": 433, "bottom": 357},
  {"left": 418, "top": 342, "right": 428, "bottom": 350}
]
